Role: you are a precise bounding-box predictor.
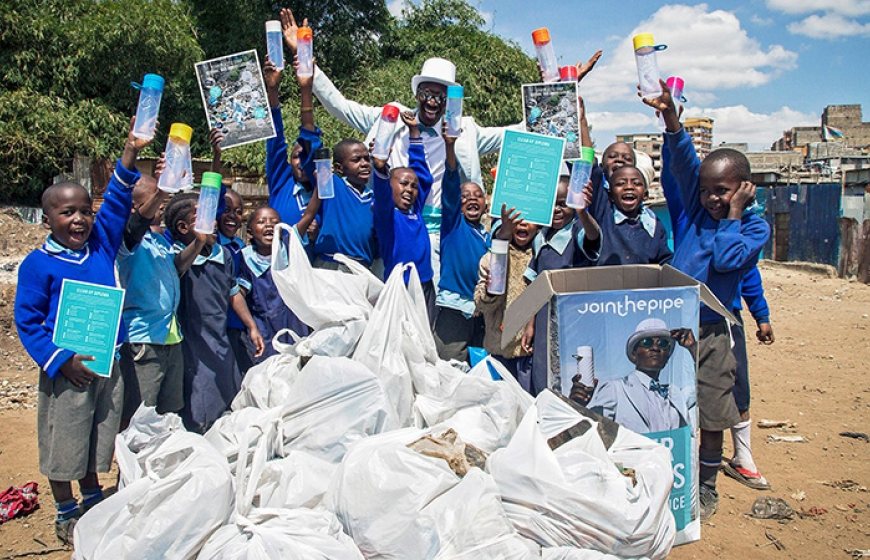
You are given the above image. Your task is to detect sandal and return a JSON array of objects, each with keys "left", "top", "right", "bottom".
[{"left": 721, "top": 461, "right": 771, "bottom": 490}]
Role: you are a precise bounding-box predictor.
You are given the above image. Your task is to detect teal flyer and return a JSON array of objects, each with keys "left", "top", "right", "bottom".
[
  {"left": 52, "top": 280, "right": 125, "bottom": 377},
  {"left": 646, "top": 426, "right": 693, "bottom": 532},
  {"left": 491, "top": 129, "right": 566, "bottom": 226}
]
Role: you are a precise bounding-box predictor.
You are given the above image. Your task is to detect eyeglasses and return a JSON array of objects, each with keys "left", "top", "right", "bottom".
[
  {"left": 416, "top": 90, "right": 447, "bottom": 105},
  {"left": 638, "top": 337, "right": 672, "bottom": 350}
]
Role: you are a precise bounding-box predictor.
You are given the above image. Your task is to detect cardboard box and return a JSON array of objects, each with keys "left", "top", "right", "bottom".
[{"left": 502, "top": 265, "right": 736, "bottom": 545}]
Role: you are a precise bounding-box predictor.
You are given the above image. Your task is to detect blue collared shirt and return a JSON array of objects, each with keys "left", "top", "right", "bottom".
[
  {"left": 613, "top": 206, "right": 658, "bottom": 238},
  {"left": 172, "top": 242, "right": 240, "bottom": 296}
]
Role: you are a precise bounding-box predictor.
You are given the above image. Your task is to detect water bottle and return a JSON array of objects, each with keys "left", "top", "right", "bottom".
[
  {"left": 132, "top": 73, "right": 164, "bottom": 141},
  {"left": 157, "top": 123, "right": 193, "bottom": 194},
  {"left": 445, "top": 85, "right": 463, "bottom": 138},
  {"left": 371, "top": 104, "right": 400, "bottom": 160},
  {"left": 194, "top": 172, "right": 222, "bottom": 234},
  {"left": 634, "top": 33, "right": 667, "bottom": 99},
  {"left": 314, "top": 148, "right": 334, "bottom": 199},
  {"left": 573, "top": 346, "right": 595, "bottom": 387},
  {"left": 566, "top": 147, "right": 596, "bottom": 210},
  {"left": 296, "top": 26, "right": 314, "bottom": 78},
  {"left": 532, "top": 28, "right": 559, "bottom": 83},
  {"left": 559, "top": 65, "right": 578, "bottom": 82},
  {"left": 265, "top": 20, "right": 284, "bottom": 70},
  {"left": 659, "top": 76, "right": 687, "bottom": 129},
  {"left": 487, "top": 239, "right": 509, "bottom": 295}
]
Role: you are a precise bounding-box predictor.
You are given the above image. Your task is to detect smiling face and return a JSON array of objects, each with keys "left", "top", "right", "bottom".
[
  {"left": 602, "top": 142, "right": 635, "bottom": 179},
  {"left": 42, "top": 184, "right": 94, "bottom": 250},
  {"left": 512, "top": 220, "right": 538, "bottom": 249},
  {"left": 609, "top": 166, "right": 647, "bottom": 217},
  {"left": 415, "top": 81, "right": 447, "bottom": 127},
  {"left": 461, "top": 182, "right": 486, "bottom": 224},
  {"left": 219, "top": 189, "right": 243, "bottom": 238},
  {"left": 699, "top": 159, "right": 741, "bottom": 220},
  {"left": 630, "top": 336, "right": 673, "bottom": 377},
  {"left": 551, "top": 179, "right": 575, "bottom": 230},
  {"left": 248, "top": 207, "right": 280, "bottom": 254},
  {"left": 337, "top": 142, "right": 372, "bottom": 187},
  {"left": 390, "top": 168, "right": 419, "bottom": 212}
]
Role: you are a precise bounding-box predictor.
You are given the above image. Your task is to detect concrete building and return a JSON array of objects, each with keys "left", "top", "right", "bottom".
[
  {"left": 717, "top": 142, "right": 748, "bottom": 152},
  {"left": 822, "top": 105, "right": 870, "bottom": 150},
  {"left": 684, "top": 117, "right": 714, "bottom": 159},
  {"left": 771, "top": 126, "right": 822, "bottom": 152}
]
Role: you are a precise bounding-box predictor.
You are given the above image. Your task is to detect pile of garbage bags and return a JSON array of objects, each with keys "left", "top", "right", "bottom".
[{"left": 73, "top": 227, "right": 677, "bottom": 560}]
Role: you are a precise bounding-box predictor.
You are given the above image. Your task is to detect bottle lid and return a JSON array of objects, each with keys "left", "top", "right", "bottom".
[
  {"left": 265, "top": 20, "right": 282, "bottom": 33},
  {"left": 580, "top": 146, "right": 596, "bottom": 164},
  {"left": 531, "top": 28, "right": 551, "bottom": 46},
  {"left": 559, "top": 66, "right": 578, "bottom": 81},
  {"left": 381, "top": 104, "right": 400, "bottom": 121},
  {"left": 490, "top": 167, "right": 497, "bottom": 179},
  {"left": 491, "top": 238, "right": 509, "bottom": 254},
  {"left": 297, "top": 26, "right": 313, "bottom": 40},
  {"left": 633, "top": 33, "right": 656, "bottom": 50},
  {"left": 141, "top": 73, "right": 164, "bottom": 92},
  {"left": 200, "top": 171, "right": 222, "bottom": 190},
  {"left": 447, "top": 85, "right": 464, "bottom": 99},
  {"left": 667, "top": 75, "right": 685, "bottom": 92},
  {"left": 314, "top": 147, "right": 331, "bottom": 160},
  {"left": 168, "top": 123, "right": 193, "bottom": 144}
]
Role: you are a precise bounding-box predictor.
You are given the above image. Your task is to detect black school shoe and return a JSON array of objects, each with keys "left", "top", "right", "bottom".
[
  {"left": 699, "top": 485, "right": 719, "bottom": 521},
  {"left": 55, "top": 511, "right": 81, "bottom": 546}
]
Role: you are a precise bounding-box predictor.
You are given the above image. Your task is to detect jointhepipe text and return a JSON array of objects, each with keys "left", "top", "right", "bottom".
[{"left": 575, "top": 295, "right": 685, "bottom": 317}]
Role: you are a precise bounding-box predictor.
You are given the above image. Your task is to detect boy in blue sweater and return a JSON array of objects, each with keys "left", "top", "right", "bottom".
[
  {"left": 371, "top": 110, "right": 436, "bottom": 323},
  {"left": 662, "top": 140, "right": 776, "bottom": 491},
  {"left": 644, "top": 80, "right": 770, "bottom": 520},
  {"left": 14, "top": 119, "right": 147, "bottom": 544}
]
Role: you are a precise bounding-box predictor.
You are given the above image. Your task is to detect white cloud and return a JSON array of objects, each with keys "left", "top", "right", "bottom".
[
  {"left": 387, "top": 0, "right": 406, "bottom": 19},
  {"left": 788, "top": 12, "right": 870, "bottom": 37},
  {"left": 684, "top": 105, "right": 818, "bottom": 149},
  {"left": 766, "top": 0, "right": 870, "bottom": 17},
  {"left": 580, "top": 4, "right": 797, "bottom": 105},
  {"left": 587, "top": 111, "right": 658, "bottom": 134},
  {"left": 750, "top": 14, "right": 774, "bottom": 26}
]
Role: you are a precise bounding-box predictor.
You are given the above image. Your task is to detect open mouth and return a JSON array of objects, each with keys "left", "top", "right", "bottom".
[
  {"left": 401, "top": 192, "right": 414, "bottom": 204},
  {"left": 422, "top": 107, "right": 439, "bottom": 122},
  {"left": 223, "top": 219, "right": 239, "bottom": 232},
  {"left": 514, "top": 230, "right": 531, "bottom": 243},
  {"left": 69, "top": 227, "right": 88, "bottom": 243}
]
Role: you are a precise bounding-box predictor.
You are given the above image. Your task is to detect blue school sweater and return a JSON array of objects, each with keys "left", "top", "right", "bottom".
[
  {"left": 588, "top": 164, "right": 672, "bottom": 266},
  {"left": 15, "top": 162, "right": 139, "bottom": 378},
  {"left": 299, "top": 128, "right": 375, "bottom": 266},
  {"left": 665, "top": 128, "right": 770, "bottom": 324},
  {"left": 372, "top": 138, "right": 434, "bottom": 282},
  {"left": 266, "top": 107, "right": 314, "bottom": 226},
  {"left": 438, "top": 166, "right": 490, "bottom": 308}
]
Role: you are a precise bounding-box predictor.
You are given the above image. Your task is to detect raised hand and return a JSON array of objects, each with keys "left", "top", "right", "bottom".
[
  {"left": 730, "top": 181, "right": 756, "bottom": 216},
  {"left": 495, "top": 203, "right": 523, "bottom": 241},
  {"left": 575, "top": 50, "right": 603, "bottom": 82},
  {"left": 263, "top": 57, "right": 282, "bottom": 90},
  {"left": 280, "top": 9, "right": 307, "bottom": 54}
]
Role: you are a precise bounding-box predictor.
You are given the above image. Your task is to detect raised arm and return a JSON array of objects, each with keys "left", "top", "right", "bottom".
[
  {"left": 440, "top": 127, "right": 462, "bottom": 236},
  {"left": 711, "top": 211, "right": 770, "bottom": 273},
  {"left": 660, "top": 138, "right": 690, "bottom": 248},
  {"left": 401, "top": 112, "right": 433, "bottom": 207}
]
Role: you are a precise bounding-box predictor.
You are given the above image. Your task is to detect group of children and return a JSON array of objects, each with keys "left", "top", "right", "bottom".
[{"left": 14, "top": 14, "right": 774, "bottom": 546}]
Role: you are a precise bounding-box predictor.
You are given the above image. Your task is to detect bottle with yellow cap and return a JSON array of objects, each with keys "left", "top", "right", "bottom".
[
  {"left": 633, "top": 33, "right": 667, "bottom": 99},
  {"left": 532, "top": 27, "right": 559, "bottom": 83},
  {"left": 158, "top": 123, "right": 194, "bottom": 193},
  {"left": 296, "top": 26, "right": 314, "bottom": 78}
]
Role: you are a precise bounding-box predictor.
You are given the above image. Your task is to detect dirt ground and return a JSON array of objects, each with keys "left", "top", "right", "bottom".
[{"left": 0, "top": 209, "right": 867, "bottom": 559}]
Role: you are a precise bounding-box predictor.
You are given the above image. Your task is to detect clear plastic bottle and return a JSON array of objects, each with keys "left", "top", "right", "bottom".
[
  {"left": 566, "top": 147, "right": 596, "bottom": 210},
  {"left": 559, "top": 65, "right": 578, "bottom": 82},
  {"left": 157, "top": 123, "right": 193, "bottom": 194},
  {"left": 265, "top": 20, "right": 284, "bottom": 70},
  {"left": 487, "top": 239, "right": 509, "bottom": 295},
  {"left": 659, "top": 76, "right": 686, "bottom": 129},
  {"left": 445, "top": 85, "right": 463, "bottom": 138},
  {"left": 532, "top": 28, "right": 559, "bottom": 83},
  {"left": 371, "top": 104, "right": 400, "bottom": 160},
  {"left": 194, "top": 172, "right": 222, "bottom": 234},
  {"left": 634, "top": 33, "right": 666, "bottom": 99},
  {"left": 296, "top": 26, "right": 314, "bottom": 78},
  {"left": 314, "top": 148, "right": 334, "bottom": 199},
  {"left": 132, "top": 73, "right": 164, "bottom": 141},
  {"left": 572, "top": 346, "right": 595, "bottom": 386}
]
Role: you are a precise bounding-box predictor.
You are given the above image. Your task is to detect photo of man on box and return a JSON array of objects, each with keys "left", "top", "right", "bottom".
[{"left": 588, "top": 318, "right": 697, "bottom": 434}]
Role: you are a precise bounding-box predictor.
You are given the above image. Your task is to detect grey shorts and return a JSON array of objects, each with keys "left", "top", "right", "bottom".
[
  {"left": 120, "top": 342, "right": 184, "bottom": 418},
  {"left": 697, "top": 321, "right": 740, "bottom": 432},
  {"left": 38, "top": 361, "right": 124, "bottom": 481}
]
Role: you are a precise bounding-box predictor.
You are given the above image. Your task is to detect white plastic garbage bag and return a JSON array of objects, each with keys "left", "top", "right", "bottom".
[
  {"left": 488, "top": 391, "right": 676, "bottom": 560},
  {"left": 74, "top": 431, "right": 234, "bottom": 560},
  {"left": 115, "top": 404, "right": 184, "bottom": 488},
  {"left": 231, "top": 335, "right": 303, "bottom": 411},
  {"left": 541, "top": 549, "right": 625, "bottom": 560}
]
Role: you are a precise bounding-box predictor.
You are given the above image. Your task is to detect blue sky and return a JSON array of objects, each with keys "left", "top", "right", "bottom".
[{"left": 389, "top": 1, "right": 870, "bottom": 149}]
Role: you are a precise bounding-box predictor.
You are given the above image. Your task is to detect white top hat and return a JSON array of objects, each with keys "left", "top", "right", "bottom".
[{"left": 411, "top": 57, "right": 458, "bottom": 94}]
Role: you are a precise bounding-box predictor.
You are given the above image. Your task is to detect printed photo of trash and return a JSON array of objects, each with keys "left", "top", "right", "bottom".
[
  {"left": 195, "top": 50, "right": 276, "bottom": 149},
  {"left": 522, "top": 81, "right": 580, "bottom": 159}
]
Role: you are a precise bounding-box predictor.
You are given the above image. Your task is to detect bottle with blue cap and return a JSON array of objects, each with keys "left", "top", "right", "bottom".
[
  {"left": 132, "top": 73, "right": 164, "bottom": 141},
  {"left": 633, "top": 33, "right": 667, "bottom": 99},
  {"left": 445, "top": 85, "right": 464, "bottom": 138}
]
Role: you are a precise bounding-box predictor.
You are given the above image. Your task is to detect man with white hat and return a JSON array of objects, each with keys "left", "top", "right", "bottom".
[{"left": 588, "top": 318, "right": 697, "bottom": 434}]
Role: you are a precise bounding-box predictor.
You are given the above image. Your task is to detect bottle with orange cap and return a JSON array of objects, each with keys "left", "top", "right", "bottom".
[
  {"left": 158, "top": 123, "right": 194, "bottom": 193},
  {"left": 532, "top": 28, "right": 559, "bottom": 83},
  {"left": 296, "top": 25, "right": 314, "bottom": 78},
  {"left": 633, "top": 32, "right": 667, "bottom": 99}
]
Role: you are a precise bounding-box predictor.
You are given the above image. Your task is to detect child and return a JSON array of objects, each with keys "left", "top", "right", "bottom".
[
  {"left": 661, "top": 137, "right": 775, "bottom": 491},
  {"left": 117, "top": 169, "right": 184, "bottom": 424},
  {"left": 433, "top": 130, "right": 490, "bottom": 362},
  {"left": 14, "top": 120, "right": 146, "bottom": 544},
  {"left": 523, "top": 172, "right": 602, "bottom": 395},
  {"left": 370, "top": 111, "right": 436, "bottom": 322},
  {"left": 474, "top": 206, "right": 539, "bottom": 390},
  {"left": 165, "top": 193, "right": 264, "bottom": 433},
  {"left": 237, "top": 205, "right": 310, "bottom": 363},
  {"left": 644, "top": 80, "right": 770, "bottom": 520},
  {"left": 279, "top": 55, "right": 375, "bottom": 270}
]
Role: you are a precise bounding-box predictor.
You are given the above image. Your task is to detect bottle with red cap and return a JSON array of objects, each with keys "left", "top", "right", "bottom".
[
  {"left": 372, "top": 104, "right": 400, "bottom": 160},
  {"left": 559, "top": 66, "right": 578, "bottom": 82},
  {"left": 296, "top": 25, "right": 314, "bottom": 78},
  {"left": 532, "top": 28, "right": 559, "bottom": 83}
]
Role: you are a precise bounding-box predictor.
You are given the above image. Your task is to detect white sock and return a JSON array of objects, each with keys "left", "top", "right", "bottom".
[{"left": 731, "top": 419, "right": 758, "bottom": 472}]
